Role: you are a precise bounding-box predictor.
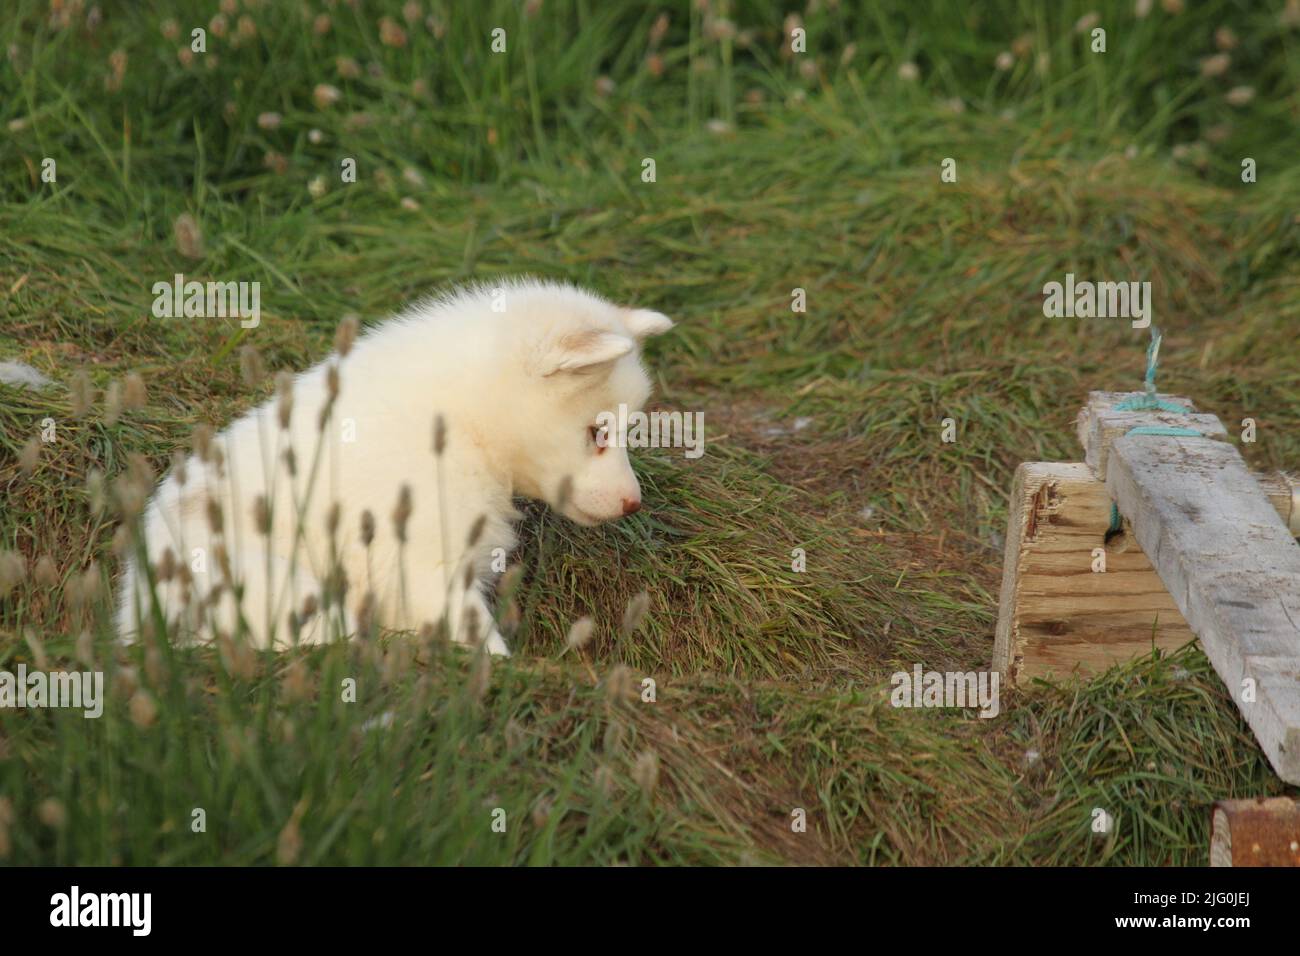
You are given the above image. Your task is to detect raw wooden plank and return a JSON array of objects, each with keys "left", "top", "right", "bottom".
[
  {"left": 993, "top": 462, "right": 1194, "bottom": 683},
  {"left": 1082, "top": 392, "right": 1300, "bottom": 784},
  {"left": 1261, "top": 470, "right": 1300, "bottom": 536},
  {"left": 993, "top": 463, "right": 1298, "bottom": 683},
  {"left": 1210, "top": 797, "right": 1300, "bottom": 867}
]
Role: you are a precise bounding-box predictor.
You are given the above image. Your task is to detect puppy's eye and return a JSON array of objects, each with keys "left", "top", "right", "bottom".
[{"left": 588, "top": 424, "right": 608, "bottom": 454}]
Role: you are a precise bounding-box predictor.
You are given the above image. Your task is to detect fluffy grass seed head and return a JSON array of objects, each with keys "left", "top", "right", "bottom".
[
  {"left": 70, "top": 369, "right": 94, "bottom": 416},
  {"left": 0, "top": 551, "right": 26, "bottom": 597},
  {"left": 240, "top": 345, "right": 266, "bottom": 390},
  {"left": 123, "top": 372, "right": 147, "bottom": 409},
  {"left": 33, "top": 555, "right": 58, "bottom": 588},
  {"left": 275, "top": 371, "right": 294, "bottom": 429},
  {"left": 621, "top": 590, "right": 651, "bottom": 638},
  {"left": 633, "top": 750, "right": 659, "bottom": 798},
  {"left": 334, "top": 314, "right": 359, "bottom": 356},
  {"left": 566, "top": 616, "right": 596, "bottom": 652},
  {"left": 18, "top": 437, "right": 40, "bottom": 476},
  {"left": 391, "top": 485, "right": 413, "bottom": 543},
  {"left": 173, "top": 212, "right": 205, "bottom": 260},
  {"left": 253, "top": 495, "right": 271, "bottom": 536},
  {"left": 432, "top": 414, "right": 447, "bottom": 455}
]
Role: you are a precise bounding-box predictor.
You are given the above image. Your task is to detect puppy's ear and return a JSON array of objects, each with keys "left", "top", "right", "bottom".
[
  {"left": 623, "top": 308, "right": 675, "bottom": 341},
  {"left": 541, "top": 329, "right": 635, "bottom": 376}
]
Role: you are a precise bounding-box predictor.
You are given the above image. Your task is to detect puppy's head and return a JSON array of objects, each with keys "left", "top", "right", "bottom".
[{"left": 512, "top": 292, "right": 674, "bottom": 525}]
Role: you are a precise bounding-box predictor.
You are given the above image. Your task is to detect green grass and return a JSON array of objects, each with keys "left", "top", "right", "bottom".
[{"left": 1, "top": 0, "right": 1299, "bottom": 864}]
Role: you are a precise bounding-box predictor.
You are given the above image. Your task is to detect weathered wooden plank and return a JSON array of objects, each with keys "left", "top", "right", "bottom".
[
  {"left": 1210, "top": 797, "right": 1300, "bottom": 867},
  {"left": 1082, "top": 392, "right": 1300, "bottom": 784},
  {"left": 1077, "top": 390, "right": 1227, "bottom": 480},
  {"left": 993, "top": 463, "right": 1298, "bottom": 683}
]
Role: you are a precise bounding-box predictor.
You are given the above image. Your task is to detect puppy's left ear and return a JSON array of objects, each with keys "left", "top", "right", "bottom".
[
  {"left": 540, "top": 329, "right": 635, "bottom": 376},
  {"left": 623, "top": 308, "right": 675, "bottom": 341}
]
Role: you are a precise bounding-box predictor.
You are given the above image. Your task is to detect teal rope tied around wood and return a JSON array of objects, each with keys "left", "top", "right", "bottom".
[
  {"left": 1126, "top": 425, "right": 1203, "bottom": 437},
  {"left": 1113, "top": 325, "right": 1185, "bottom": 412},
  {"left": 1101, "top": 326, "right": 1222, "bottom": 531},
  {"left": 1143, "top": 325, "right": 1162, "bottom": 403},
  {"left": 1105, "top": 325, "right": 1201, "bottom": 535},
  {"left": 1116, "top": 394, "right": 1186, "bottom": 413},
  {"left": 1108, "top": 502, "right": 1122, "bottom": 535}
]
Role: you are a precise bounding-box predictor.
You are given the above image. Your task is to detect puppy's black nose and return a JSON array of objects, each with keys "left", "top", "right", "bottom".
[{"left": 621, "top": 498, "right": 641, "bottom": 516}]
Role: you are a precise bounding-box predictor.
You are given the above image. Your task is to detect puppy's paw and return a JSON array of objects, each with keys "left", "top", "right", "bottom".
[{"left": 484, "top": 629, "right": 511, "bottom": 658}]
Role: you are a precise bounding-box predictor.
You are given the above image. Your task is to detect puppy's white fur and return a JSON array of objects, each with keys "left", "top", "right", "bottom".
[{"left": 115, "top": 279, "right": 674, "bottom": 654}]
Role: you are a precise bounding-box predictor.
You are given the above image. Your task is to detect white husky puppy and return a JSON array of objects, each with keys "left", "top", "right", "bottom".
[{"left": 114, "top": 279, "right": 674, "bottom": 655}]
